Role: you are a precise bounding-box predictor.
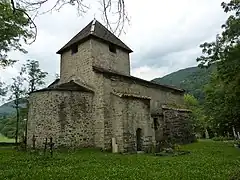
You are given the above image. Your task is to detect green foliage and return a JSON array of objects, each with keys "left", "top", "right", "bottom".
[
  {"left": 9, "top": 74, "right": 26, "bottom": 102},
  {"left": 0, "top": 110, "right": 26, "bottom": 139},
  {"left": 0, "top": 141, "right": 239, "bottom": 179},
  {"left": 152, "top": 65, "right": 215, "bottom": 103},
  {"left": 0, "top": 98, "right": 26, "bottom": 116},
  {"left": 184, "top": 94, "right": 207, "bottom": 137},
  {"left": 0, "top": 133, "right": 14, "bottom": 142},
  {"left": 184, "top": 94, "right": 199, "bottom": 108},
  {"left": 0, "top": 0, "right": 33, "bottom": 67},
  {"left": 0, "top": 59, "right": 47, "bottom": 139},
  {"left": 21, "top": 59, "right": 48, "bottom": 93},
  {"left": 212, "top": 136, "right": 233, "bottom": 141},
  {"left": 197, "top": 0, "right": 240, "bottom": 136},
  {"left": 0, "top": 81, "right": 7, "bottom": 96},
  {"left": 0, "top": 59, "right": 47, "bottom": 116}
]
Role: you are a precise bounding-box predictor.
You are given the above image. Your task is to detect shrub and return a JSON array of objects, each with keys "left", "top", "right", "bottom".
[{"left": 212, "top": 136, "right": 233, "bottom": 141}]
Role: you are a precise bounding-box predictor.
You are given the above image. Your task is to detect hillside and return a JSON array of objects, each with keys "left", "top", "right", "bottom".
[
  {"left": 0, "top": 99, "right": 27, "bottom": 117},
  {"left": 152, "top": 65, "right": 216, "bottom": 102}
]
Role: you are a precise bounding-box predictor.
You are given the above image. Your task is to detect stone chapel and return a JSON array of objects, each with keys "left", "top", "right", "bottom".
[{"left": 27, "top": 19, "right": 195, "bottom": 152}]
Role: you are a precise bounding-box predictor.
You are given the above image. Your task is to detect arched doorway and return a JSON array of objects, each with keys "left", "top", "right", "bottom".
[{"left": 136, "top": 128, "right": 143, "bottom": 151}]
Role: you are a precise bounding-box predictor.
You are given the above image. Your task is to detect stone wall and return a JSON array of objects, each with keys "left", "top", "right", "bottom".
[
  {"left": 109, "top": 94, "right": 154, "bottom": 152},
  {"left": 27, "top": 90, "right": 94, "bottom": 148},
  {"left": 92, "top": 73, "right": 105, "bottom": 149},
  {"left": 122, "top": 97, "right": 153, "bottom": 152},
  {"left": 152, "top": 115, "right": 164, "bottom": 142},
  {"left": 162, "top": 107, "right": 195, "bottom": 145},
  {"left": 110, "top": 94, "right": 124, "bottom": 152},
  {"left": 60, "top": 41, "right": 94, "bottom": 85},
  {"left": 91, "top": 39, "right": 130, "bottom": 76},
  {"left": 102, "top": 74, "right": 184, "bottom": 115},
  {"left": 59, "top": 39, "right": 130, "bottom": 86},
  {"left": 98, "top": 73, "right": 184, "bottom": 151}
]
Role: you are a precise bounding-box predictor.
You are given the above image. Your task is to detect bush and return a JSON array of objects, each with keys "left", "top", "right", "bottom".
[
  {"left": 229, "top": 169, "right": 240, "bottom": 180},
  {"left": 212, "top": 136, "right": 233, "bottom": 141}
]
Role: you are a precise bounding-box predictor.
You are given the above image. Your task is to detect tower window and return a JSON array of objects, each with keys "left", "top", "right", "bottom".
[
  {"left": 109, "top": 43, "right": 116, "bottom": 53},
  {"left": 71, "top": 44, "right": 78, "bottom": 54}
]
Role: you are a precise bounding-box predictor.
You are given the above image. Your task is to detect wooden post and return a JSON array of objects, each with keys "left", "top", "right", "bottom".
[
  {"left": 43, "top": 138, "right": 47, "bottom": 155},
  {"left": 49, "top": 137, "right": 54, "bottom": 157},
  {"left": 32, "top": 135, "right": 36, "bottom": 150},
  {"left": 24, "top": 118, "right": 28, "bottom": 150}
]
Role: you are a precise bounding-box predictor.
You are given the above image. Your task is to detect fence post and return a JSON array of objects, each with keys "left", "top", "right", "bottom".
[
  {"left": 43, "top": 138, "right": 47, "bottom": 155},
  {"left": 49, "top": 137, "right": 54, "bottom": 157},
  {"left": 32, "top": 135, "right": 36, "bottom": 150}
]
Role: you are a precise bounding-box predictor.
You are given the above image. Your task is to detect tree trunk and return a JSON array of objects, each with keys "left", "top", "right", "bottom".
[
  {"left": 15, "top": 106, "right": 19, "bottom": 144},
  {"left": 24, "top": 100, "right": 29, "bottom": 149}
]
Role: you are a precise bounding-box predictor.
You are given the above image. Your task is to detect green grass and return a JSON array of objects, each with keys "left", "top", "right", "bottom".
[
  {"left": 0, "top": 140, "right": 240, "bottom": 180},
  {"left": 0, "top": 134, "right": 15, "bottom": 143}
]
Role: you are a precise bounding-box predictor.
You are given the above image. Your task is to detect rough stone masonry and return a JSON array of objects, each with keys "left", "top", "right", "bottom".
[{"left": 27, "top": 19, "right": 195, "bottom": 152}]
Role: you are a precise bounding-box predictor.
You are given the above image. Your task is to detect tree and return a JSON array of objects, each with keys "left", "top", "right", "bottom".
[
  {"left": 197, "top": 1, "right": 240, "bottom": 67},
  {"left": 197, "top": 0, "right": 240, "bottom": 136},
  {"left": 21, "top": 59, "right": 48, "bottom": 93},
  {"left": 0, "top": 0, "right": 34, "bottom": 67},
  {"left": 20, "top": 59, "right": 48, "bottom": 146},
  {"left": 0, "top": 81, "right": 7, "bottom": 96},
  {"left": 9, "top": 73, "right": 26, "bottom": 144},
  {"left": 184, "top": 94, "right": 208, "bottom": 138}
]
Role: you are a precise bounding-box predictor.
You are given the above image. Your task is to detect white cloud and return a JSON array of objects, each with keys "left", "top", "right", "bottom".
[{"left": 131, "top": 66, "right": 170, "bottom": 81}]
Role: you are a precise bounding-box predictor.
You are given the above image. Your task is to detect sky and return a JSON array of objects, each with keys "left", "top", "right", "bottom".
[{"left": 1, "top": 0, "right": 228, "bottom": 95}]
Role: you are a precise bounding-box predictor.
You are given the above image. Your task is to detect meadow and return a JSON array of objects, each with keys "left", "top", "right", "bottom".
[
  {"left": 0, "top": 134, "right": 14, "bottom": 143},
  {"left": 0, "top": 140, "right": 239, "bottom": 180}
]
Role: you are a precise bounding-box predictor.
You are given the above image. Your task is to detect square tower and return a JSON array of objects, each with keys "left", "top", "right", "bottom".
[{"left": 56, "top": 19, "right": 133, "bottom": 85}]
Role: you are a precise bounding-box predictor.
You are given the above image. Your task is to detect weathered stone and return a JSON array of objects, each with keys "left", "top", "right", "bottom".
[
  {"left": 27, "top": 20, "right": 194, "bottom": 153},
  {"left": 162, "top": 108, "right": 196, "bottom": 145}
]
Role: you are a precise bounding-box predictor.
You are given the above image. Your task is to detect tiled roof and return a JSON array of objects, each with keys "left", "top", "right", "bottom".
[
  {"left": 93, "top": 66, "right": 185, "bottom": 93},
  {"left": 57, "top": 19, "right": 132, "bottom": 54}
]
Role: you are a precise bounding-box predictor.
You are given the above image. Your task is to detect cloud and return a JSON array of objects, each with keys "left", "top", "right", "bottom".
[
  {"left": 124, "top": 0, "right": 227, "bottom": 71},
  {"left": 1, "top": 0, "right": 228, "bottom": 89}
]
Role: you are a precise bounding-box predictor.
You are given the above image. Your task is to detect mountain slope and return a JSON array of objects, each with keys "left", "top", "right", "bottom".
[
  {"left": 0, "top": 99, "right": 27, "bottom": 117},
  {"left": 152, "top": 65, "right": 216, "bottom": 102}
]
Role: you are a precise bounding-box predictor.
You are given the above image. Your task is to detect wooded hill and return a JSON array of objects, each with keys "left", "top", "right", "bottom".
[{"left": 152, "top": 65, "right": 215, "bottom": 102}]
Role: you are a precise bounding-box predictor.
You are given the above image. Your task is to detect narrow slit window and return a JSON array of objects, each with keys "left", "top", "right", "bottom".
[
  {"left": 71, "top": 44, "right": 78, "bottom": 54},
  {"left": 109, "top": 43, "right": 116, "bottom": 53}
]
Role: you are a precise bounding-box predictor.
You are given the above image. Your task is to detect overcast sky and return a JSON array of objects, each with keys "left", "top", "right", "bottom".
[{"left": 1, "top": 0, "right": 228, "bottom": 90}]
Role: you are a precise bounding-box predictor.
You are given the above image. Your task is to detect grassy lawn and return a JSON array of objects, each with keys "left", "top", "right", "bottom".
[
  {"left": 0, "top": 134, "right": 15, "bottom": 143},
  {"left": 0, "top": 140, "right": 240, "bottom": 180}
]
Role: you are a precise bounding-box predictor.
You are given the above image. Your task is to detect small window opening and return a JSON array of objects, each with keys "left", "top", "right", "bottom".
[
  {"left": 153, "top": 118, "right": 159, "bottom": 130},
  {"left": 109, "top": 43, "right": 116, "bottom": 53},
  {"left": 71, "top": 44, "right": 78, "bottom": 54}
]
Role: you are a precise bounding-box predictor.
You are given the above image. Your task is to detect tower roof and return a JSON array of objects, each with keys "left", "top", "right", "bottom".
[{"left": 57, "top": 19, "right": 133, "bottom": 54}]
